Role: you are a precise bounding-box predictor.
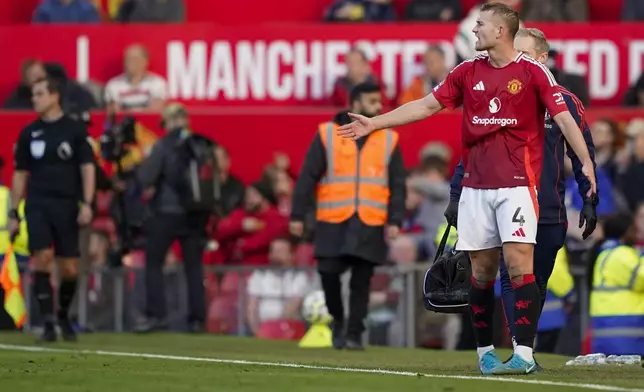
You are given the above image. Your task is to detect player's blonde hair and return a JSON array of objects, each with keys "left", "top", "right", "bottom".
[
  {"left": 516, "top": 28, "right": 551, "bottom": 55},
  {"left": 480, "top": 2, "right": 520, "bottom": 38}
]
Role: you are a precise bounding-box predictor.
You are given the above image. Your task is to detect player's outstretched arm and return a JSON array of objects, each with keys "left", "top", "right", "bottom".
[
  {"left": 372, "top": 94, "right": 445, "bottom": 130},
  {"left": 337, "top": 94, "right": 444, "bottom": 140},
  {"left": 553, "top": 111, "right": 597, "bottom": 196},
  {"left": 338, "top": 59, "right": 468, "bottom": 140}
]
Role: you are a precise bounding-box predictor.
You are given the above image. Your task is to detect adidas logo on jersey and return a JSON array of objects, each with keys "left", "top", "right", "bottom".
[
  {"left": 511, "top": 228, "right": 527, "bottom": 238},
  {"left": 473, "top": 81, "right": 485, "bottom": 91}
]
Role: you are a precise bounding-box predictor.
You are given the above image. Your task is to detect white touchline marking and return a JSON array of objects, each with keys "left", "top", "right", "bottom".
[{"left": 0, "top": 344, "right": 642, "bottom": 392}]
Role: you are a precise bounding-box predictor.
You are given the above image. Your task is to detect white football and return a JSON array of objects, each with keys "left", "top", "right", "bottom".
[{"left": 301, "top": 290, "right": 332, "bottom": 324}]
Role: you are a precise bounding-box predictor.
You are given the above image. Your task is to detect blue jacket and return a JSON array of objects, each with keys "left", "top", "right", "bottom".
[
  {"left": 33, "top": 0, "right": 100, "bottom": 24},
  {"left": 450, "top": 89, "right": 596, "bottom": 225},
  {"left": 566, "top": 166, "right": 615, "bottom": 217}
]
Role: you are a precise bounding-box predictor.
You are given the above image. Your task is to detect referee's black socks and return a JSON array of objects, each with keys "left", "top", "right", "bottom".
[
  {"left": 58, "top": 278, "right": 77, "bottom": 319},
  {"left": 33, "top": 272, "right": 55, "bottom": 324}
]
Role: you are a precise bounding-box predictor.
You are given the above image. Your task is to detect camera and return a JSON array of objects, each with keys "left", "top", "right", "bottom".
[
  {"left": 99, "top": 115, "right": 142, "bottom": 267},
  {"left": 69, "top": 110, "right": 92, "bottom": 126},
  {"left": 100, "top": 115, "right": 137, "bottom": 162}
]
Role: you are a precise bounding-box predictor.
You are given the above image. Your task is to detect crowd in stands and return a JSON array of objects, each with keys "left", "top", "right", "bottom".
[
  {"left": 3, "top": 43, "right": 166, "bottom": 113},
  {"left": 32, "top": 0, "right": 186, "bottom": 23},
  {"left": 1, "top": 0, "right": 643, "bottom": 350},
  {"left": 26, "top": 0, "right": 644, "bottom": 24},
  {"left": 15, "top": 0, "right": 643, "bottom": 25}
]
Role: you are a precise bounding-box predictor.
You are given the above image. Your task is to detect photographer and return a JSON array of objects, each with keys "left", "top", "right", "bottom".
[
  {"left": 101, "top": 115, "right": 151, "bottom": 255},
  {"left": 134, "top": 103, "right": 216, "bottom": 333}
]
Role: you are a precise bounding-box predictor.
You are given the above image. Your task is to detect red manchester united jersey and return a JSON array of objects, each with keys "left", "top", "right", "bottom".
[{"left": 433, "top": 53, "right": 568, "bottom": 190}]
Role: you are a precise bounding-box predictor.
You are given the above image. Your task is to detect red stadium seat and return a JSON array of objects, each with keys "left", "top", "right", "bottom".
[
  {"left": 394, "top": 0, "right": 411, "bottom": 18},
  {"left": 95, "top": 191, "right": 113, "bottom": 217},
  {"left": 588, "top": 0, "right": 622, "bottom": 21},
  {"left": 91, "top": 217, "right": 116, "bottom": 241},
  {"left": 294, "top": 243, "right": 316, "bottom": 266},
  {"left": 207, "top": 294, "right": 239, "bottom": 334},
  {"left": 371, "top": 273, "right": 391, "bottom": 291},
  {"left": 202, "top": 249, "right": 225, "bottom": 265},
  {"left": 255, "top": 319, "right": 307, "bottom": 340},
  {"left": 461, "top": 0, "right": 481, "bottom": 16},
  {"left": 220, "top": 272, "right": 249, "bottom": 295},
  {"left": 205, "top": 272, "right": 220, "bottom": 302}
]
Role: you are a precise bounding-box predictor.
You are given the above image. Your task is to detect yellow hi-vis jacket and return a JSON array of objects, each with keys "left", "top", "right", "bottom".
[
  {"left": 590, "top": 241, "right": 644, "bottom": 355},
  {"left": 0, "top": 186, "right": 29, "bottom": 328},
  {"left": 316, "top": 122, "right": 399, "bottom": 227},
  {"left": 434, "top": 221, "right": 458, "bottom": 251},
  {"left": 0, "top": 188, "right": 29, "bottom": 258},
  {"left": 538, "top": 247, "right": 574, "bottom": 332}
]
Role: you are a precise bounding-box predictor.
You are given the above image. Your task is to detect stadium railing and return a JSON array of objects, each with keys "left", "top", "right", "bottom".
[{"left": 18, "top": 263, "right": 591, "bottom": 353}]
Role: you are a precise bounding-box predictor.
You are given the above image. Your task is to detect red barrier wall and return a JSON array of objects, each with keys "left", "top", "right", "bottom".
[{"left": 0, "top": 108, "right": 642, "bottom": 186}]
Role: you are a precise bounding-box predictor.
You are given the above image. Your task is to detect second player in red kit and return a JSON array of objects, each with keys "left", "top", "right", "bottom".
[{"left": 336, "top": 2, "right": 596, "bottom": 376}]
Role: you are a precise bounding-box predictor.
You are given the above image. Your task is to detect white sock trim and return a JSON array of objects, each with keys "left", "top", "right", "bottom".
[
  {"left": 515, "top": 345, "right": 534, "bottom": 362},
  {"left": 477, "top": 345, "right": 495, "bottom": 360}
]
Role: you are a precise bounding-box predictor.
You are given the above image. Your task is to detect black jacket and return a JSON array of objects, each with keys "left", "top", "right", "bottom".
[
  {"left": 219, "top": 174, "right": 245, "bottom": 217},
  {"left": 291, "top": 124, "right": 406, "bottom": 264},
  {"left": 550, "top": 67, "right": 590, "bottom": 107},
  {"left": 4, "top": 63, "right": 97, "bottom": 111},
  {"left": 137, "top": 129, "right": 197, "bottom": 214}
]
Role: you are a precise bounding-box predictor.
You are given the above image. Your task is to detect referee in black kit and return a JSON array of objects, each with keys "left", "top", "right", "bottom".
[{"left": 9, "top": 76, "right": 95, "bottom": 343}]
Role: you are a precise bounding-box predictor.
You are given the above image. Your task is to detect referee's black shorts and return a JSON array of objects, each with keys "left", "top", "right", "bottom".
[{"left": 25, "top": 197, "right": 80, "bottom": 258}]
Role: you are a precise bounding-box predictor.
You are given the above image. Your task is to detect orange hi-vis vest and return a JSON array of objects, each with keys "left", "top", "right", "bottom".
[{"left": 316, "top": 122, "right": 399, "bottom": 226}]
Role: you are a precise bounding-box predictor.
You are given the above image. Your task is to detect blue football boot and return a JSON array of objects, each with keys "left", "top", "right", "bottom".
[
  {"left": 478, "top": 351, "right": 505, "bottom": 375},
  {"left": 496, "top": 353, "right": 538, "bottom": 375}
]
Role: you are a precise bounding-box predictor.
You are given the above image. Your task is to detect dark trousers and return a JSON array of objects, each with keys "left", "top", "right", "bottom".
[
  {"left": 499, "top": 223, "right": 567, "bottom": 338},
  {"left": 0, "top": 288, "right": 17, "bottom": 330},
  {"left": 144, "top": 212, "right": 208, "bottom": 323},
  {"left": 318, "top": 256, "right": 374, "bottom": 339},
  {"left": 536, "top": 329, "right": 561, "bottom": 353}
]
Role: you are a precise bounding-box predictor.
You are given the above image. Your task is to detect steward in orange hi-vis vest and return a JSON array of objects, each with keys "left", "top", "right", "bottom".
[
  {"left": 290, "top": 82, "right": 406, "bottom": 349},
  {"left": 316, "top": 122, "right": 398, "bottom": 226}
]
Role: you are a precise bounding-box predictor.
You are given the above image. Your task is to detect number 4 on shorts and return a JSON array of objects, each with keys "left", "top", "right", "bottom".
[{"left": 512, "top": 207, "right": 525, "bottom": 226}]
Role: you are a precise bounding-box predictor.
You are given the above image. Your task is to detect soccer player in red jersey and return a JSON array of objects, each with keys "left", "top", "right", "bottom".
[{"left": 337, "top": 2, "right": 596, "bottom": 375}]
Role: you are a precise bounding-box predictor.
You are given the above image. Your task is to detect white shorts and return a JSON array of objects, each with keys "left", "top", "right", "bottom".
[{"left": 455, "top": 186, "right": 538, "bottom": 251}]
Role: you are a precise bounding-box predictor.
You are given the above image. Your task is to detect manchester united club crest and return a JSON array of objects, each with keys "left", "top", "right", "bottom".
[{"left": 507, "top": 79, "right": 523, "bottom": 94}]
